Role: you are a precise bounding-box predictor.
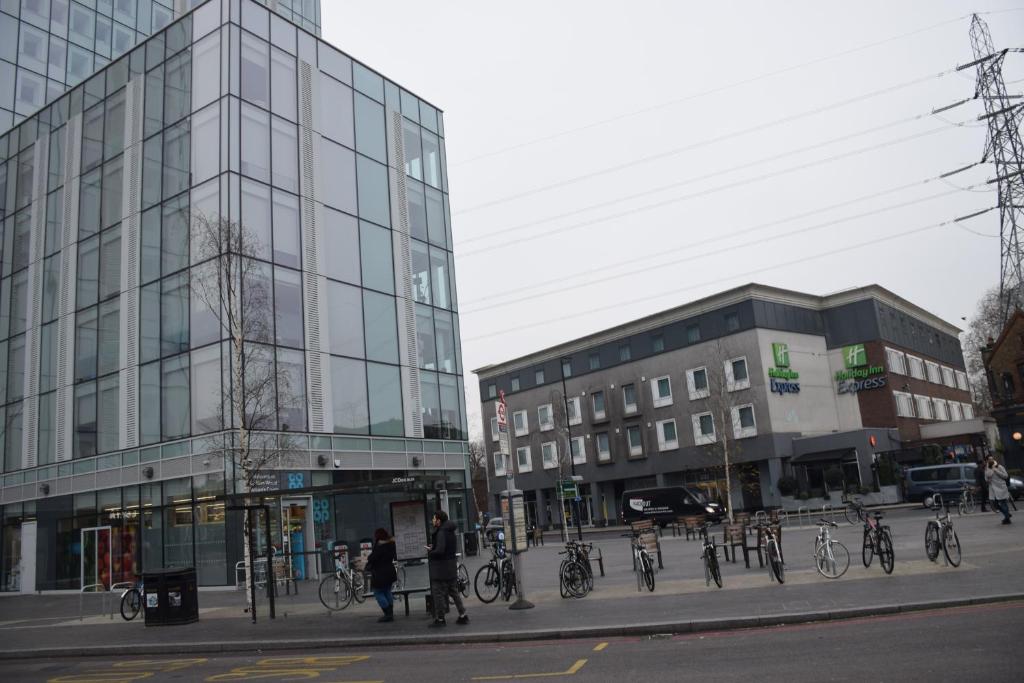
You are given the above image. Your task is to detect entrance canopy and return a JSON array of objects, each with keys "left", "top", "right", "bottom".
[{"left": 789, "top": 428, "right": 901, "bottom": 463}]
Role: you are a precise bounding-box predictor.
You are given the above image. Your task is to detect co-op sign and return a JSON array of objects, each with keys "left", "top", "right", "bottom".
[{"left": 835, "top": 344, "right": 887, "bottom": 394}]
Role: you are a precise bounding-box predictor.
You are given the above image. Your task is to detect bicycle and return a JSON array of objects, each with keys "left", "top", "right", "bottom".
[
  {"left": 813, "top": 519, "right": 850, "bottom": 579},
  {"left": 842, "top": 496, "right": 867, "bottom": 525},
  {"left": 119, "top": 576, "right": 144, "bottom": 621},
  {"left": 623, "top": 532, "right": 655, "bottom": 592},
  {"left": 558, "top": 540, "right": 594, "bottom": 598},
  {"left": 474, "top": 538, "right": 516, "bottom": 603},
  {"left": 699, "top": 523, "right": 722, "bottom": 589},
  {"left": 956, "top": 484, "right": 976, "bottom": 516},
  {"left": 456, "top": 553, "right": 470, "bottom": 598},
  {"left": 318, "top": 556, "right": 367, "bottom": 611},
  {"left": 925, "top": 495, "right": 962, "bottom": 567},
  {"left": 861, "top": 511, "right": 894, "bottom": 574},
  {"left": 755, "top": 522, "right": 785, "bottom": 584}
]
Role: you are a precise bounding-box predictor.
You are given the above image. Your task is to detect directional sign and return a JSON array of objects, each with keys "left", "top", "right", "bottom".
[{"left": 498, "top": 430, "right": 511, "bottom": 456}]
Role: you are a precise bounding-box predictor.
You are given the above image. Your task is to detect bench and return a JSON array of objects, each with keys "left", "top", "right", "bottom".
[
  {"left": 682, "top": 515, "right": 707, "bottom": 540},
  {"left": 721, "top": 524, "right": 746, "bottom": 564}
]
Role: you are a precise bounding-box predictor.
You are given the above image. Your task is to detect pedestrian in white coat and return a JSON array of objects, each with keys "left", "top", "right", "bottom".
[{"left": 985, "top": 457, "right": 1013, "bottom": 525}]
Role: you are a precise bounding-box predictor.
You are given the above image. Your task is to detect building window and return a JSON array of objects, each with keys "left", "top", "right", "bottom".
[
  {"left": 692, "top": 412, "right": 716, "bottom": 445},
  {"left": 541, "top": 442, "right": 558, "bottom": 469},
  {"left": 490, "top": 417, "right": 499, "bottom": 441},
  {"left": 538, "top": 404, "right": 554, "bottom": 431},
  {"left": 656, "top": 419, "right": 678, "bottom": 451},
  {"left": 511, "top": 376, "right": 520, "bottom": 392},
  {"left": 686, "top": 324, "right": 701, "bottom": 344},
  {"left": 535, "top": 368, "right": 544, "bottom": 385},
  {"left": 885, "top": 348, "right": 907, "bottom": 375},
  {"left": 589, "top": 353, "right": 600, "bottom": 370},
  {"left": 494, "top": 452, "right": 506, "bottom": 477},
  {"left": 561, "top": 359, "right": 572, "bottom": 378},
  {"left": 726, "top": 357, "right": 749, "bottom": 391},
  {"left": 651, "top": 375, "right": 673, "bottom": 407},
  {"left": 954, "top": 370, "right": 969, "bottom": 392},
  {"left": 894, "top": 391, "right": 915, "bottom": 418},
  {"left": 932, "top": 398, "right": 950, "bottom": 421},
  {"left": 596, "top": 432, "right": 611, "bottom": 462},
  {"left": 725, "top": 312, "right": 739, "bottom": 332},
  {"left": 687, "top": 367, "right": 709, "bottom": 400},
  {"left": 622, "top": 383, "right": 637, "bottom": 413},
  {"left": 907, "top": 355, "right": 925, "bottom": 380},
  {"left": 940, "top": 366, "right": 956, "bottom": 388},
  {"left": 962, "top": 403, "right": 975, "bottom": 420},
  {"left": 914, "top": 395, "right": 934, "bottom": 420},
  {"left": 1003, "top": 372, "right": 1016, "bottom": 398},
  {"left": 592, "top": 390, "right": 606, "bottom": 420},
  {"left": 925, "top": 361, "right": 941, "bottom": 384},
  {"left": 516, "top": 446, "right": 532, "bottom": 473},
  {"left": 651, "top": 333, "right": 664, "bottom": 353},
  {"left": 731, "top": 405, "right": 757, "bottom": 439},
  {"left": 571, "top": 436, "right": 586, "bottom": 465},
  {"left": 619, "top": 344, "right": 631, "bottom": 362},
  {"left": 948, "top": 401, "right": 963, "bottom": 421},
  {"left": 487, "top": 383, "right": 496, "bottom": 399},
  {"left": 513, "top": 410, "right": 528, "bottom": 436},
  {"left": 566, "top": 396, "right": 581, "bottom": 426},
  {"left": 626, "top": 425, "right": 643, "bottom": 457}
]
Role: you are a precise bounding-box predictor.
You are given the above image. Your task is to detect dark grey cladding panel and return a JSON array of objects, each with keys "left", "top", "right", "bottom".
[
  {"left": 822, "top": 300, "right": 880, "bottom": 348},
  {"left": 873, "top": 301, "right": 965, "bottom": 368},
  {"left": 751, "top": 300, "right": 824, "bottom": 335}
]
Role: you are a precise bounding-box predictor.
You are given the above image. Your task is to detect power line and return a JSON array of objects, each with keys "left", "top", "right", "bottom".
[
  {"left": 458, "top": 118, "right": 975, "bottom": 258},
  {"left": 450, "top": 14, "right": 979, "bottom": 168},
  {"left": 462, "top": 207, "right": 996, "bottom": 343}
]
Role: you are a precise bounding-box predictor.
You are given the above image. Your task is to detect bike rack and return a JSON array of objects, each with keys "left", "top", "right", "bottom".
[
  {"left": 79, "top": 584, "right": 108, "bottom": 621},
  {"left": 822, "top": 504, "right": 837, "bottom": 525},
  {"left": 109, "top": 582, "right": 133, "bottom": 620},
  {"left": 795, "top": 506, "right": 810, "bottom": 529}
]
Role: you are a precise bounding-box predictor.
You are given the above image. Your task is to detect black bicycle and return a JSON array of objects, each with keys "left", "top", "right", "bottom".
[
  {"left": 842, "top": 496, "right": 867, "bottom": 525},
  {"left": 699, "top": 523, "right": 722, "bottom": 588},
  {"left": 474, "top": 539, "right": 516, "bottom": 603},
  {"left": 558, "top": 540, "right": 594, "bottom": 599},
  {"left": 861, "top": 511, "right": 894, "bottom": 574},
  {"left": 119, "top": 576, "right": 144, "bottom": 621}
]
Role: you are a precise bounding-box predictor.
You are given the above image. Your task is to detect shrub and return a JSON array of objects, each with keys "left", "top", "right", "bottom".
[
  {"left": 797, "top": 491, "right": 810, "bottom": 501},
  {"left": 776, "top": 475, "right": 798, "bottom": 497},
  {"left": 809, "top": 488, "right": 825, "bottom": 499}
]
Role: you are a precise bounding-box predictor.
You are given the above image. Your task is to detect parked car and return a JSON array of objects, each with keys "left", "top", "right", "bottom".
[
  {"left": 620, "top": 486, "right": 725, "bottom": 526},
  {"left": 904, "top": 463, "right": 1023, "bottom": 504}
]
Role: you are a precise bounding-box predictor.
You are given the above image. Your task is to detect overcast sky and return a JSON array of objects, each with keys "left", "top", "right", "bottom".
[{"left": 322, "top": 1, "right": 1024, "bottom": 441}]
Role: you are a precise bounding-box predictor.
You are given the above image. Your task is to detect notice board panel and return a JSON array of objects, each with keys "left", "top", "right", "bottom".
[{"left": 390, "top": 500, "right": 428, "bottom": 561}]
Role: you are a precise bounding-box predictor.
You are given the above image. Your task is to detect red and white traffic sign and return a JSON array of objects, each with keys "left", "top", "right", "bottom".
[{"left": 496, "top": 401, "right": 507, "bottom": 429}]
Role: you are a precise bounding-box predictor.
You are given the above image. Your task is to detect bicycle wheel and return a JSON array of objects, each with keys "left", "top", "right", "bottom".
[
  {"left": 957, "top": 499, "right": 966, "bottom": 516},
  {"left": 457, "top": 563, "right": 470, "bottom": 598},
  {"left": 474, "top": 563, "right": 500, "bottom": 603},
  {"left": 707, "top": 548, "right": 723, "bottom": 588},
  {"left": 640, "top": 552, "right": 655, "bottom": 592},
  {"left": 942, "top": 525, "right": 961, "bottom": 567},
  {"left": 120, "top": 588, "right": 142, "bottom": 621},
  {"left": 844, "top": 504, "right": 859, "bottom": 525},
  {"left": 352, "top": 572, "right": 367, "bottom": 603},
  {"left": 767, "top": 539, "right": 785, "bottom": 584},
  {"left": 319, "top": 573, "right": 352, "bottom": 611},
  {"left": 965, "top": 493, "right": 975, "bottom": 514},
  {"left": 561, "top": 562, "right": 588, "bottom": 599},
  {"left": 861, "top": 529, "right": 874, "bottom": 568},
  {"left": 814, "top": 541, "right": 850, "bottom": 579},
  {"left": 394, "top": 566, "right": 406, "bottom": 592},
  {"left": 925, "top": 522, "right": 940, "bottom": 561},
  {"left": 501, "top": 561, "right": 517, "bottom": 600},
  {"left": 878, "top": 530, "right": 895, "bottom": 574}
]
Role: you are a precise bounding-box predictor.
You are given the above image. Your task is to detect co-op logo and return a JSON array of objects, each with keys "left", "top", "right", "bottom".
[{"left": 838, "top": 376, "right": 888, "bottom": 394}]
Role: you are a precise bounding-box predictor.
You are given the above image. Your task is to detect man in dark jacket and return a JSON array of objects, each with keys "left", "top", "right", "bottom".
[
  {"left": 974, "top": 456, "right": 989, "bottom": 512},
  {"left": 428, "top": 510, "right": 468, "bottom": 627}
]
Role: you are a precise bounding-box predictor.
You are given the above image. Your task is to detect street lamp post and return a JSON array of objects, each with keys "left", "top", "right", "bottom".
[{"left": 561, "top": 358, "right": 584, "bottom": 542}]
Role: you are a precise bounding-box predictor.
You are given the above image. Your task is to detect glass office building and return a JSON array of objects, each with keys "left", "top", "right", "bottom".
[{"left": 0, "top": 0, "right": 467, "bottom": 592}]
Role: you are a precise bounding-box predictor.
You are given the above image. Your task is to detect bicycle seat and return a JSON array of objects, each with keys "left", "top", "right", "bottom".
[{"left": 871, "top": 511, "right": 884, "bottom": 519}]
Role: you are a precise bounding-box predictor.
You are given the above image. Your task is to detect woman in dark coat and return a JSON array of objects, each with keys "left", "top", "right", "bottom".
[{"left": 364, "top": 528, "right": 398, "bottom": 622}]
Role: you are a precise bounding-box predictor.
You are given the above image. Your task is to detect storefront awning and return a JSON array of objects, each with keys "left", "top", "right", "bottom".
[{"left": 790, "top": 448, "right": 857, "bottom": 464}]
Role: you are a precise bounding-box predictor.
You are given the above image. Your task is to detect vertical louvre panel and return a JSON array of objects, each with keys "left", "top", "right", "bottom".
[
  {"left": 122, "top": 78, "right": 145, "bottom": 448},
  {"left": 56, "top": 117, "right": 82, "bottom": 463},
  {"left": 21, "top": 136, "right": 49, "bottom": 469}
]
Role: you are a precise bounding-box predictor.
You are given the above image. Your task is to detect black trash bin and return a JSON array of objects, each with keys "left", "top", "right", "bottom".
[
  {"left": 463, "top": 532, "right": 478, "bottom": 556},
  {"left": 143, "top": 567, "right": 199, "bottom": 626}
]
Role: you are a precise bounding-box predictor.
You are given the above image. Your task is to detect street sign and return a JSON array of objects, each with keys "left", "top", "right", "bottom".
[
  {"left": 498, "top": 430, "right": 510, "bottom": 456},
  {"left": 559, "top": 480, "right": 578, "bottom": 500}
]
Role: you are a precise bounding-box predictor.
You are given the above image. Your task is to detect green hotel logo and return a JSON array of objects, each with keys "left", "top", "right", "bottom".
[
  {"left": 772, "top": 343, "right": 790, "bottom": 368},
  {"left": 843, "top": 344, "right": 867, "bottom": 369}
]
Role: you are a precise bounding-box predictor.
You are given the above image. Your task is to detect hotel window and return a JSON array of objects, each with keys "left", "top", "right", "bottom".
[
  {"left": 566, "top": 396, "right": 581, "bottom": 426},
  {"left": 487, "top": 383, "right": 496, "bottom": 399},
  {"left": 925, "top": 361, "right": 941, "bottom": 384},
  {"left": 962, "top": 403, "right": 975, "bottom": 420},
  {"left": 490, "top": 416, "right": 499, "bottom": 441},
  {"left": 725, "top": 312, "right": 739, "bottom": 332},
  {"left": 626, "top": 425, "right": 643, "bottom": 457},
  {"left": 622, "top": 383, "right": 637, "bottom": 413},
  {"left": 686, "top": 324, "right": 700, "bottom": 344},
  {"left": 589, "top": 353, "right": 600, "bottom": 370},
  {"left": 907, "top": 355, "right": 925, "bottom": 380},
  {"left": 651, "top": 375, "right": 673, "bottom": 407},
  {"left": 494, "top": 452, "right": 506, "bottom": 477},
  {"left": 656, "top": 419, "right": 678, "bottom": 451},
  {"left": 726, "top": 357, "right": 749, "bottom": 391},
  {"left": 948, "top": 401, "right": 963, "bottom": 421},
  {"left": 652, "top": 333, "right": 664, "bottom": 353},
  {"left": 592, "top": 390, "right": 606, "bottom": 420},
  {"left": 894, "top": 391, "right": 915, "bottom": 418},
  {"left": 535, "top": 368, "right": 544, "bottom": 385},
  {"left": 561, "top": 358, "right": 572, "bottom": 378},
  {"left": 692, "top": 412, "right": 716, "bottom": 445},
  {"left": 941, "top": 366, "right": 956, "bottom": 388},
  {"left": 596, "top": 432, "right": 611, "bottom": 462},
  {"left": 686, "top": 367, "right": 709, "bottom": 400},
  {"left": 538, "top": 404, "right": 554, "bottom": 431},
  {"left": 933, "top": 398, "right": 950, "bottom": 421},
  {"left": 619, "top": 344, "right": 631, "bottom": 362},
  {"left": 513, "top": 410, "right": 528, "bottom": 436},
  {"left": 541, "top": 442, "right": 558, "bottom": 469},
  {"left": 571, "top": 436, "right": 586, "bottom": 465},
  {"left": 516, "top": 446, "right": 532, "bottom": 473},
  {"left": 885, "top": 348, "right": 907, "bottom": 375},
  {"left": 731, "top": 405, "right": 757, "bottom": 439},
  {"left": 954, "top": 371, "right": 969, "bottom": 392},
  {"left": 511, "top": 376, "right": 520, "bottom": 392},
  {"left": 914, "top": 395, "right": 934, "bottom": 420}
]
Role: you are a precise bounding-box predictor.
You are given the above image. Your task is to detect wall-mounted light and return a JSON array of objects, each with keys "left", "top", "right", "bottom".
[
  {"left": 411, "top": 456, "right": 421, "bottom": 468},
  {"left": 143, "top": 466, "right": 154, "bottom": 479},
  {"left": 317, "top": 454, "right": 328, "bottom": 467},
  {"left": 39, "top": 483, "right": 50, "bottom": 495},
  {"left": 1014, "top": 432, "right": 1022, "bottom": 442}
]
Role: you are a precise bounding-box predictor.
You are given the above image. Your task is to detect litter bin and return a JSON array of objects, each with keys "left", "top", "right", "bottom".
[
  {"left": 463, "top": 532, "right": 478, "bottom": 556},
  {"left": 143, "top": 567, "right": 199, "bottom": 626}
]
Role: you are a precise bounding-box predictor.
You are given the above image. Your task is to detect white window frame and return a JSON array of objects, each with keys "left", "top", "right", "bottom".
[
  {"left": 490, "top": 416, "right": 499, "bottom": 441},
  {"left": 651, "top": 375, "right": 673, "bottom": 408},
  {"left": 962, "top": 402, "right": 975, "bottom": 420},
  {"left": 940, "top": 366, "right": 956, "bottom": 388},
  {"left": 538, "top": 404, "right": 554, "bottom": 431},
  {"left": 570, "top": 436, "right": 586, "bottom": 465},
  {"left": 907, "top": 355, "right": 925, "bottom": 380},
  {"left": 591, "top": 390, "right": 606, "bottom": 420},
  {"left": 656, "top": 418, "right": 679, "bottom": 451},
  {"left": 885, "top": 347, "right": 907, "bottom": 375},
  {"left": 725, "top": 357, "right": 750, "bottom": 392},
  {"left": 626, "top": 425, "right": 643, "bottom": 457},
  {"left": 686, "top": 366, "right": 710, "bottom": 400},
  {"left": 516, "top": 445, "right": 532, "bottom": 473},
  {"left": 914, "top": 395, "right": 934, "bottom": 420},
  {"left": 493, "top": 452, "right": 506, "bottom": 477},
  {"left": 541, "top": 441, "right": 558, "bottom": 470},
  {"left": 692, "top": 412, "right": 716, "bottom": 445},
  {"left": 954, "top": 370, "right": 969, "bottom": 392},
  {"left": 948, "top": 401, "right": 963, "bottom": 421},
  {"left": 932, "top": 398, "right": 950, "bottom": 421},
  {"left": 731, "top": 404, "right": 757, "bottom": 439},
  {"left": 596, "top": 432, "right": 611, "bottom": 462},
  {"left": 925, "top": 360, "right": 941, "bottom": 384},
  {"left": 893, "top": 391, "right": 915, "bottom": 418},
  {"left": 566, "top": 396, "right": 581, "bottom": 426},
  {"left": 513, "top": 410, "right": 528, "bottom": 436},
  {"left": 622, "top": 384, "right": 638, "bottom": 414}
]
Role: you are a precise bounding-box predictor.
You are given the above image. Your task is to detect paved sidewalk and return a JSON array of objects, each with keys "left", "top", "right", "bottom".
[{"left": 1, "top": 507, "right": 1020, "bottom": 658}]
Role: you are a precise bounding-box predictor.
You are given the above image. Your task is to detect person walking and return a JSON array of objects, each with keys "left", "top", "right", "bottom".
[
  {"left": 427, "top": 510, "right": 468, "bottom": 627},
  {"left": 985, "top": 457, "right": 1013, "bottom": 525},
  {"left": 365, "top": 528, "right": 398, "bottom": 622},
  {"left": 974, "top": 455, "right": 989, "bottom": 512}
]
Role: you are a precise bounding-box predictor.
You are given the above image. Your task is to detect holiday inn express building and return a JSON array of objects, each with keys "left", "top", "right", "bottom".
[
  {"left": 475, "top": 284, "right": 979, "bottom": 528},
  {"left": 0, "top": 0, "right": 470, "bottom": 593}
]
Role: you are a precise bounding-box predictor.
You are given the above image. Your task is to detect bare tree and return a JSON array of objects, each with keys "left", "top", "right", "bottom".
[
  {"left": 962, "top": 285, "right": 1008, "bottom": 414},
  {"left": 547, "top": 389, "right": 577, "bottom": 542},
  {"left": 190, "top": 211, "right": 300, "bottom": 615},
  {"left": 467, "top": 439, "right": 487, "bottom": 519}
]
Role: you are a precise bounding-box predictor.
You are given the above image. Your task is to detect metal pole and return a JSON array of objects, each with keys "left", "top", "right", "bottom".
[
  {"left": 263, "top": 504, "right": 275, "bottom": 619},
  {"left": 561, "top": 359, "right": 584, "bottom": 541},
  {"left": 246, "top": 508, "right": 257, "bottom": 624}
]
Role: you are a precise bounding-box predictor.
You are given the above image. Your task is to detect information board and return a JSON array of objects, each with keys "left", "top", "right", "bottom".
[
  {"left": 390, "top": 500, "right": 428, "bottom": 561},
  {"left": 500, "top": 494, "right": 529, "bottom": 553}
]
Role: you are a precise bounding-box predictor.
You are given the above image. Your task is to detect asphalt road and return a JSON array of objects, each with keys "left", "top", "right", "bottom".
[{"left": 2, "top": 601, "right": 1019, "bottom": 682}]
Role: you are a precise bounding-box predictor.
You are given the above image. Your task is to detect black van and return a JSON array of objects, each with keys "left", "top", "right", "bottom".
[{"left": 621, "top": 486, "right": 724, "bottom": 525}]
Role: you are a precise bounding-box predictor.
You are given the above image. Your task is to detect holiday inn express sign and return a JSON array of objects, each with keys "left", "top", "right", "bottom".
[
  {"left": 835, "top": 344, "right": 887, "bottom": 394},
  {"left": 768, "top": 342, "right": 800, "bottom": 395}
]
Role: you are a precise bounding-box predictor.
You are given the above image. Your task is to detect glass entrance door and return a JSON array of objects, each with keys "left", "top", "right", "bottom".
[
  {"left": 80, "top": 526, "right": 112, "bottom": 591},
  {"left": 281, "top": 498, "right": 315, "bottom": 581}
]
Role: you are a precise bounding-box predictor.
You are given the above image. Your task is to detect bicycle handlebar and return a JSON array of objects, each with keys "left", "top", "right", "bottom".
[{"left": 817, "top": 519, "right": 838, "bottom": 527}]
